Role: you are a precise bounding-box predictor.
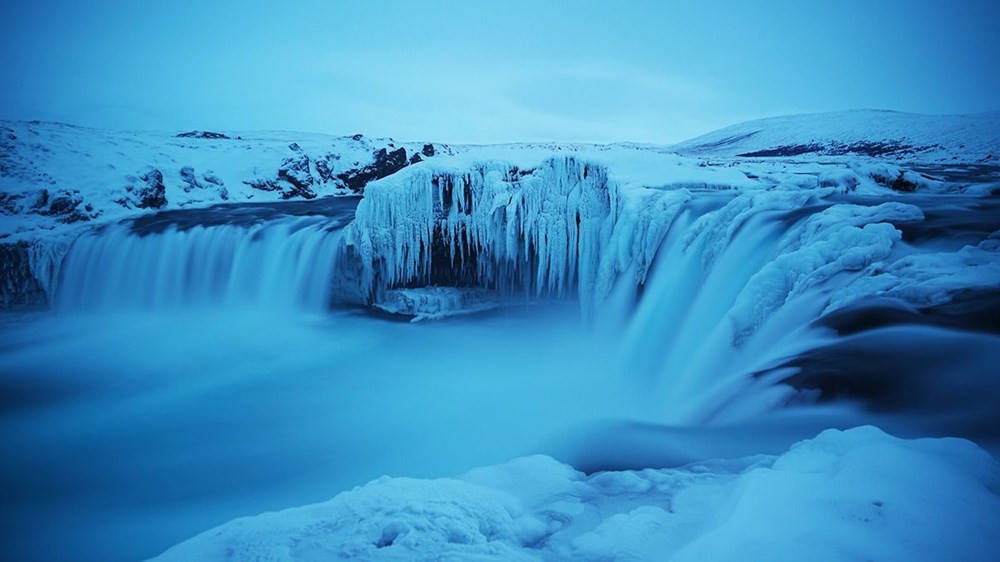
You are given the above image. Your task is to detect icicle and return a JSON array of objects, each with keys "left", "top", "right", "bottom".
[{"left": 347, "top": 157, "right": 652, "bottom": 316}]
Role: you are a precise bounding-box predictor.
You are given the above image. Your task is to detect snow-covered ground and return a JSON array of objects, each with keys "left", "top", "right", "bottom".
[{"left": 1, "top": 111, "right": 999, "bottom": 561}]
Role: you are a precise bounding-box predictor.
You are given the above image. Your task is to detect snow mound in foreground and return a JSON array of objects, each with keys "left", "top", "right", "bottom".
[{"left": 152, "top": 427, "right": 1000, "bottom": 562}]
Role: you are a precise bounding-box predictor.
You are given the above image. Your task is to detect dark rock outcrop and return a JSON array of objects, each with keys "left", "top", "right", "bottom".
[
  {"left": 276, "top": 154, "right": 317, "bottom": 199},
  {"left": 315, "top": 154, "right": 339, "bottom": 183},
  {"left": 869, "top": 169, "right": 921, "bottom": 192},
  {"left": 0, "top": 191, "right": 24, "bottom": 215},
  {"left": 337, "top": 147, "right": 410, "bottom": 193},
  {"left": 180, "top": 166, "right": 229, "bottom": 200},
  {"left": 737, "top": 143, "right": 826, "bottom": 158},
  {"left": 117, "top": 167, "right": 167, "bottom": 209},
  {"left": 202, "top": 171, "right": 224, "bottom": 187},
  {"left": 0, "top": 242, "right": 46, "bottom": 307},
  {"left": 179, "top": 166, "right": 200, "bottom": 192},
  {"left": 889, "top": 174, "right": 919, "bottom": 192},
  {"left": 1, "top": 188, "right": 98, "bottom": 223},
  {"left": 243, "top": 178, "right": 282, "bottom": 193},
  {"left": 421, "top": 144, "right": 436, "bottom": 157},
  {"left": 176, "top": 131, "right": 230, "bottom": 140},
  {"left": 38, "top": 191, "right": 96, "bottom": 223},
  {"left": 737, "top": 140, "right": 933, "bottom": 159}
]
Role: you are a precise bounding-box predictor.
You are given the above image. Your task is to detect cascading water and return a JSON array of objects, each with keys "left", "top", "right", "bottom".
[
  {"left": 56, "top": 207, "right": 356, "bottom": 313},
  {"left": 45, "top": 157, "right": 997, "bottom": 434},
  {"left": 617, "top": 194, "right": 929, "bottom": 423}
]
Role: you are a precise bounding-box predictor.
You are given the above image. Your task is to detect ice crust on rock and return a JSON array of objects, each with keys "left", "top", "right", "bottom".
[
  {"left": 726, "top": 201, "right": 926, "bottom": 342},
  {"left": 373, "top": 286, "right": 500, "bottom": 321},
  {"left": 826, "top": 232, "right": 1000, "bottom": 313}
]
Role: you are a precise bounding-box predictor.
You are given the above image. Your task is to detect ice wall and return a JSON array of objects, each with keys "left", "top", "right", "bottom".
[{"left": 343, "top": 157, "right": 690, "bottom": 317}]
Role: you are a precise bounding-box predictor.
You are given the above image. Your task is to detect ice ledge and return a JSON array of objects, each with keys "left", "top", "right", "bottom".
[{"left": 373, "top": 286, "right": 501, "bottom": 322}]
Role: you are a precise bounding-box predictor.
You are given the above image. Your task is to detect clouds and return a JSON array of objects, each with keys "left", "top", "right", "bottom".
[{"left": 1, "top": 0, "right": 998, "bottom": 143}]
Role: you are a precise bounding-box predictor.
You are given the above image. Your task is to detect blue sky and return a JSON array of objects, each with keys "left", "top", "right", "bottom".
[{"left": 2, "top": 0, "right": 998, "bottom": 143}]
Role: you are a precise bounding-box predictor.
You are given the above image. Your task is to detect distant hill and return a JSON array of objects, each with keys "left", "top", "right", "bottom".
[{"left": 671, "top": 110, "right": 1000, "bottom": 162}]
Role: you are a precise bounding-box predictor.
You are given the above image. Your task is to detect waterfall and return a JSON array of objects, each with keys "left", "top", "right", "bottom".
[
  {"left": 46, "top": 156, "right": 996, "bottom": 431},
  {"left": 341, "top": 158, "right": 969, "bottom": 427},
  {"left": 57, "top": 215, "right": 348, "bottom": 313},
  {"left": 616, "top": 194, "right": 928, "bottom": 422}
]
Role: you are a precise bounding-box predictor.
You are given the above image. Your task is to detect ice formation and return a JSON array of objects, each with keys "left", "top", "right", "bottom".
[
  {"left": 826, "top": 232, "right": 1000, "bottom": 313},
  {"left": 344, "top": 157, "right": 691, "bottom": 318}
]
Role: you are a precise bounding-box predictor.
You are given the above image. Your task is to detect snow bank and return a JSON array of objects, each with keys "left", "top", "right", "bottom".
[{"left": 152, "top": 426, "right": 1000, "bottom": 562}]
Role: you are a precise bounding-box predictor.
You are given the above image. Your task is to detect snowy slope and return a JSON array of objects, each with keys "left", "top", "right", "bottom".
[{"left": 672, "top": 109, "right": 1000, "bottom": 162}]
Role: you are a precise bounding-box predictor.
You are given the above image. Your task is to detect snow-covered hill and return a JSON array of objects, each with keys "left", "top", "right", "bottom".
[{"left": 672, "top": 109, "right": 1000, "bottom": 162}]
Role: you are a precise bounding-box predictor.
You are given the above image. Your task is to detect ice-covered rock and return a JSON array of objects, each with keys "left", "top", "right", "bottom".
[
  {"left": 117, "top": 166, "right": 167, "bottom": 209},
  {"left": 344, "top": 157, "right": 619, "bottom": 315},
  {"left": 0, "top": 241, "right": 47, "bottom": 307},
  {"left": 373, "top": 286, "right": 500, "bottom": 321},
  {"left": 826, "top": 232, "right": 1000, "bottom": 314}
]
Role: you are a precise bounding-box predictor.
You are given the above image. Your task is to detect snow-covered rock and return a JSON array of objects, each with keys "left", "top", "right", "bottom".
[
  {"left": 151, "top": 426, "right": 1000, "bottom": 562},
  {"left": 0, "top": 120, "right": 446, "bottom": 242},
  {"left": 373, "top": 286, "right": 500, "bottom": 321}
]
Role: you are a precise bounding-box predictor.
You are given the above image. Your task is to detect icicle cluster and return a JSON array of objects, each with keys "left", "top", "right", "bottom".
[
  {"left": 344, "top": 157, "right": 689, "bottom": 317},
  {"left": 27, "top": 238, "right": 71, "bottom": 302}
]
